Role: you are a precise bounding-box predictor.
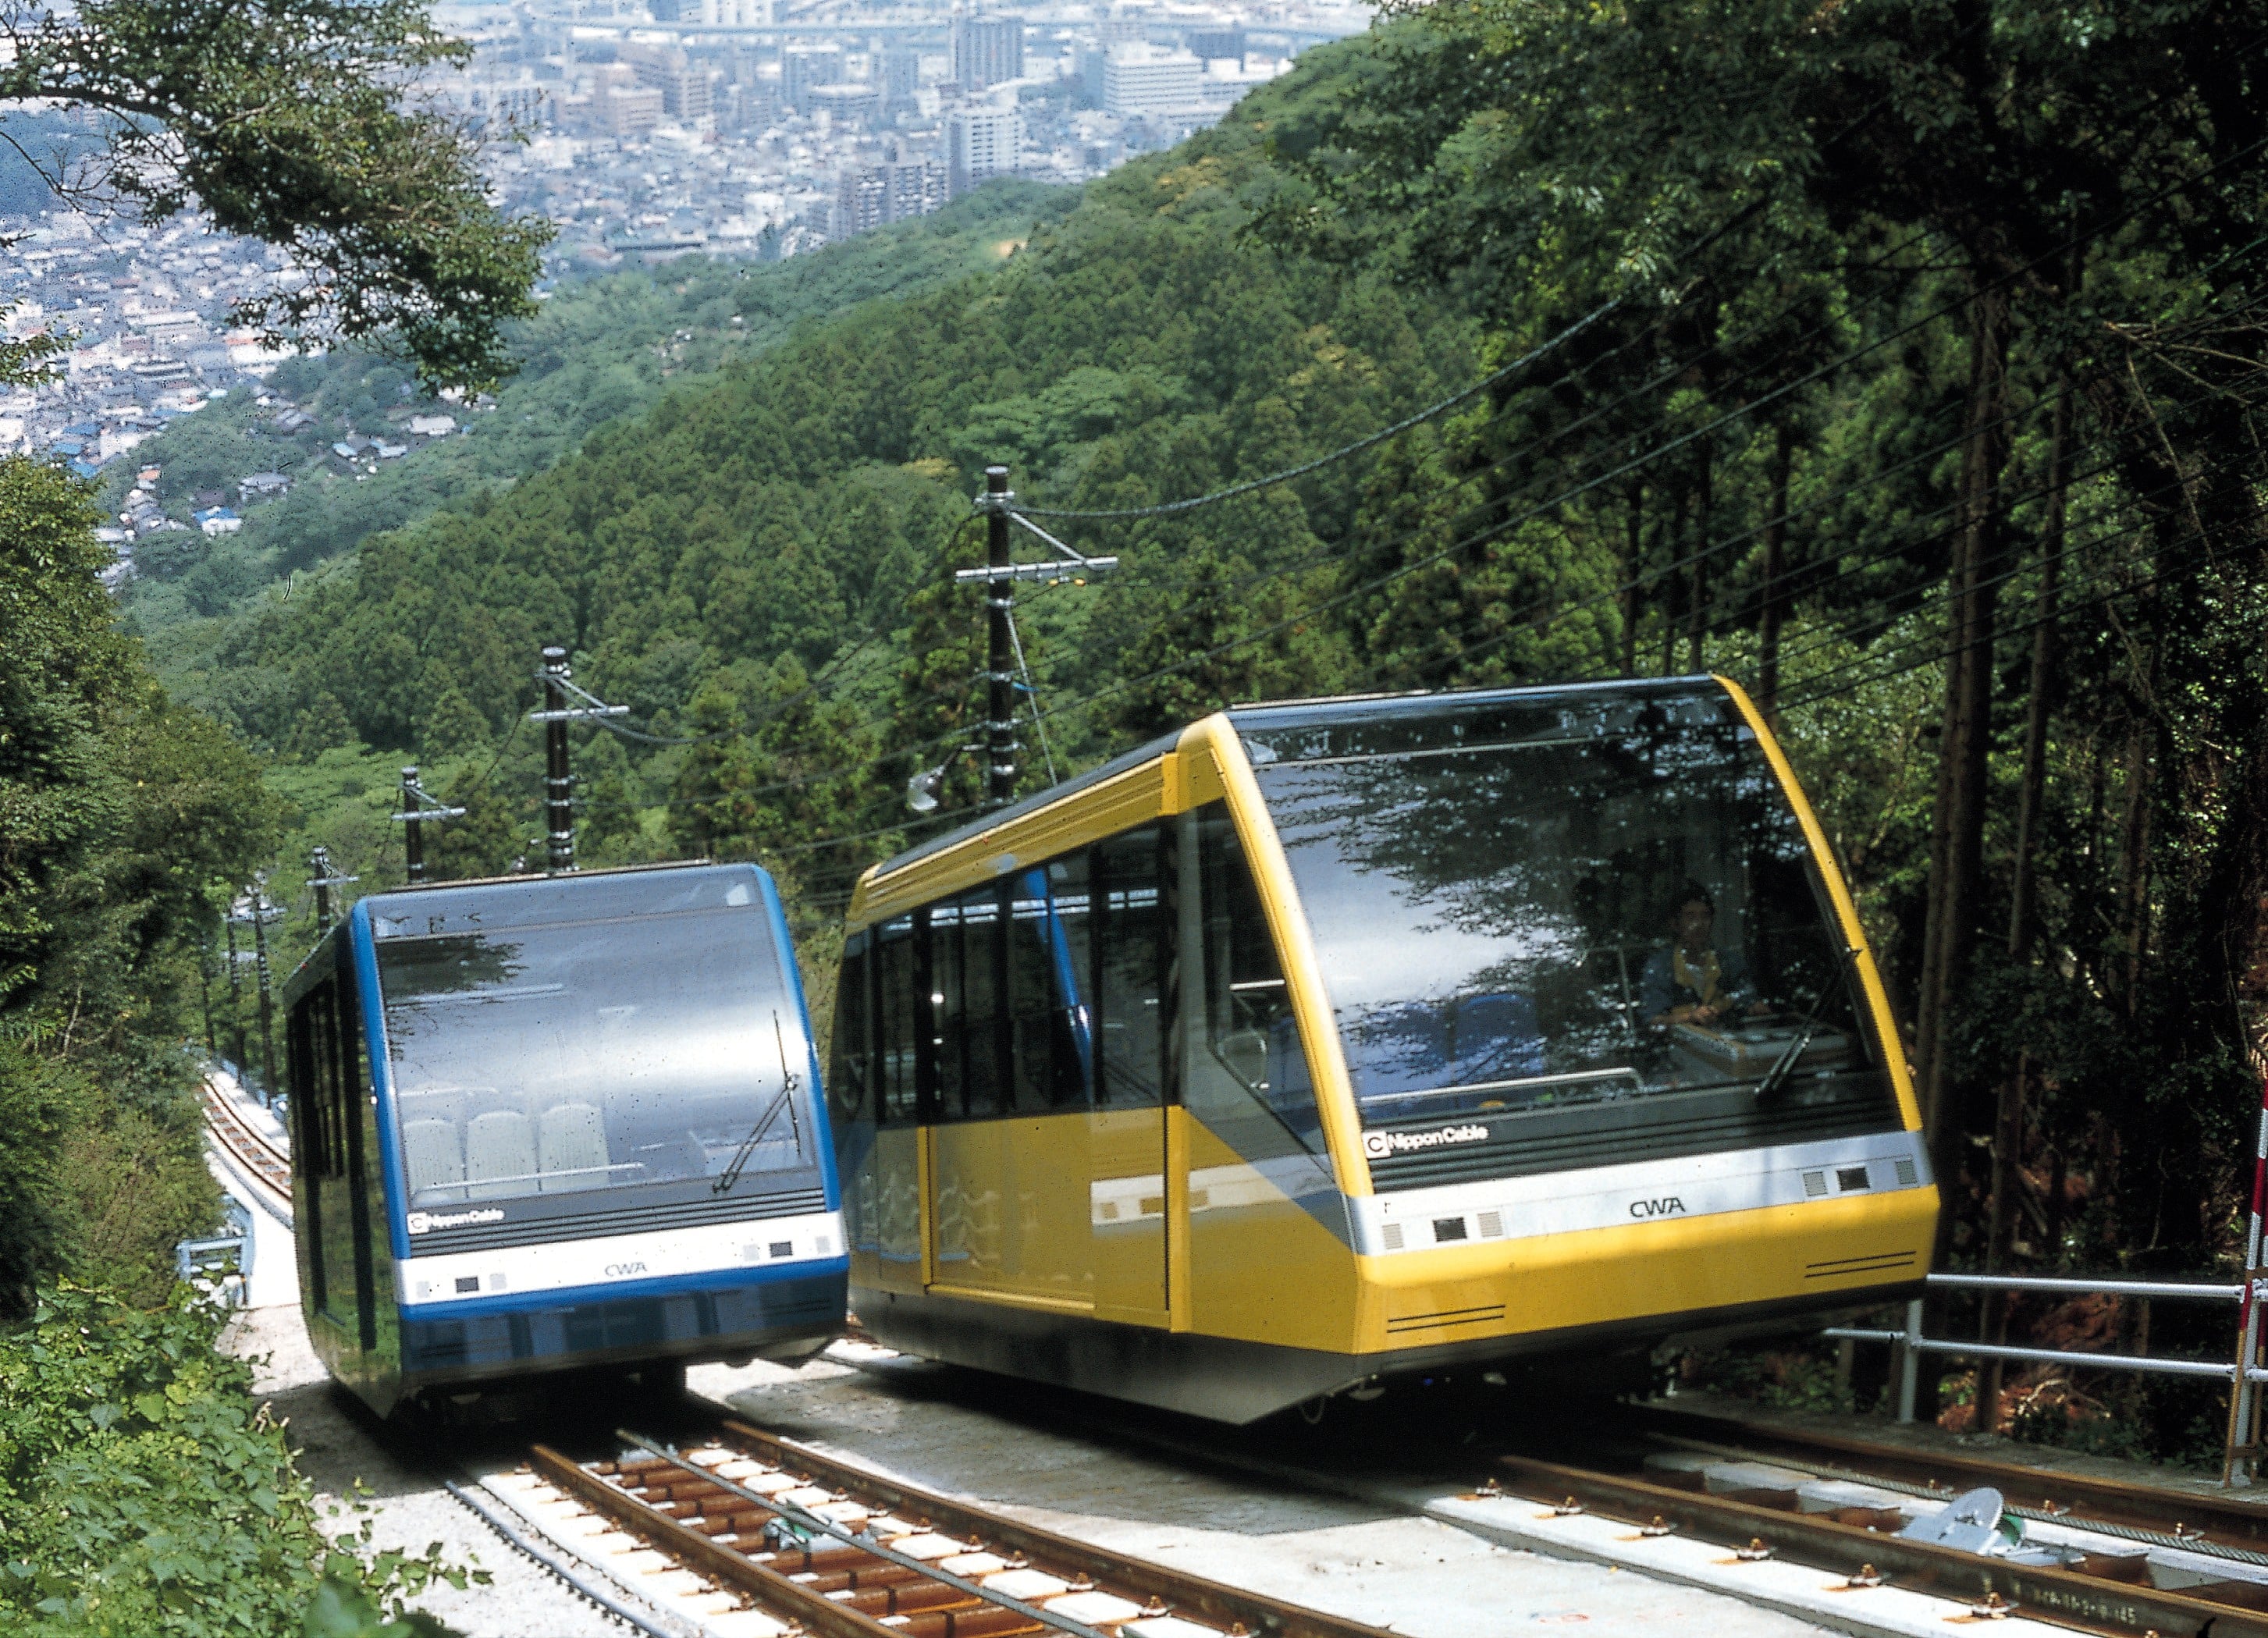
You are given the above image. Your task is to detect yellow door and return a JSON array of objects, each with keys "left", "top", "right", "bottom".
[{"left": 1086, "top": 1106, "right": 1167, "bottom": 1324}]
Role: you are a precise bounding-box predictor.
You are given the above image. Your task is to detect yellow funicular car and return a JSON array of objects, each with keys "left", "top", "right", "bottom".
[{"left": 827, "top": 677, "right": 1936, "bottom": 1422}]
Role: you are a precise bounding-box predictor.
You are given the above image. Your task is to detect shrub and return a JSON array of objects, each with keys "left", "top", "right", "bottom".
[{"left": 0, "top": 1284, "right": 476, "bottom": 1636}]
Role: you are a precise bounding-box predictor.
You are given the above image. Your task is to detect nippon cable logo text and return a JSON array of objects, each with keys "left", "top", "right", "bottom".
[
  {"left": 406, "top": 1207, "right": 505, "bottom": 1235},
  {"left": 1363, "top": 1124, "right": 1490, "bottom": 1159}
]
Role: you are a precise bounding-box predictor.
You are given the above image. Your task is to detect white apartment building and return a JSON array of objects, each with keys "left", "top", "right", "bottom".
[
  {"left": 947, "top": 105, "right": 1022, "bottom": 197},
  {"left": 1103, "top": 47, "right": 1205, "bottom": 118},
  {"left": 951, "top": 16, "right": 1025, "bottom": 89}
]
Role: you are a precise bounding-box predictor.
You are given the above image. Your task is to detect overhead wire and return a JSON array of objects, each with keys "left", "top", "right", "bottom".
[
  {"left": 652, "top": 273, "right": 2249, "bottom": 869},
  {"left": 997, "top": 149, "right": 2268, "bottom": 751},
  {"left": 608, "top": 47, "right": 2268, "bottom": 880}
]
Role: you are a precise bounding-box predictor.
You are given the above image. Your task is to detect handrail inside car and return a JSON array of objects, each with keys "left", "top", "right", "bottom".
[{"left": 1368, "top": 1065, "right": 1644, "bottom": 1111}]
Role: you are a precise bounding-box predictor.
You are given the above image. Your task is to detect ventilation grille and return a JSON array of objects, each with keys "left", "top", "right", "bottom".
[
  {"left": 406, "top": 1186, "right": 826, "bottom": 1256},
  {"left": 1802, "top": 1170, "right": 1829, "bottom": 1197},
  {"left": 1477, "top": 1210, "right": 1505, "bottom": 1238},
  {"left": 1385, "top": 1303, "right": 1507, "bottom": 1335},
  {"left": 1806, "top": 1249, "right": 1919, "bottom": 1281},
  {"left": 1381, "top": 1222, "right": 1405, "bottom": 1251},
  {"left": 1894, "top": 1156, "right": 1920, "bottom": 1187}
]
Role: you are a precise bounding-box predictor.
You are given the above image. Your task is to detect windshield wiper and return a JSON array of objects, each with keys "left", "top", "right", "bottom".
[
  {"left": 1754, "top": 949, "right": 1858, "bottom": 1107},
  {"left": 713, "top": 1013, "right": 805, "bottom": 1196}
]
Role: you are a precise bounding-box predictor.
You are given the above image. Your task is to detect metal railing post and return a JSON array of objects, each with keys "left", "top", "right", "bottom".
[{"left": 1897, "top": 1297, "right": 1922, "bottom": 1423}]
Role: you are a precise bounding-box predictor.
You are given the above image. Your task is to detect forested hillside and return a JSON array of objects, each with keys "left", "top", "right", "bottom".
[
  {"left": 117, "top": 0, "right": 2268, "bottom": 1462},
  {"left": 179, "top": 49, "right": 1482, "bottom": 954},
  {"left": 119, "top": 180, "right": 1065, "bottom": 680},
  {"left": 0, "top": 460, "right": 276, "bottom": 1316}
]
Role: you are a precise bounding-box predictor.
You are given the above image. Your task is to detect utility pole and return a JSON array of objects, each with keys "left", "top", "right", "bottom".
[
  {"left": 526, "top": 645, "right": 627, "bottom": 874},
  {"left": 227, "top": 887, "right": 286, "bottom": 1105},
  {"left": 542, "top": 647, "right": 576, "bottom": 872},
  {"left": 307, "top": 847, "right": 357, "bottom": 939},
  {"left": 981, "top": 466, "right": 1017, "bottom": 808},
  {"left": 223, "top": 910, "right": 247, "bottom": 1078},
  {"left": 393, "top": 767, "right": 465, "bottom": 884},
  {"left": 198, "top": 941, "right": 217, "bottom": 1061},
  {"left": 251, "top": 879, "right": 279, "bottom": 1106},
  {"left": 957, "top": 466, "right": 1118, "bottom": 810}
]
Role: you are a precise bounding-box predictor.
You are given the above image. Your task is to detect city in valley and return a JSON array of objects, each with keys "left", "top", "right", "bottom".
[{"left": 0, "top": 0, "right": 1367, "bottom": 566}]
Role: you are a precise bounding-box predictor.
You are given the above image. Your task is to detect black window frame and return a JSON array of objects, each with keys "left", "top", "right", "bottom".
[{"left": 860, "top": 824, "right": 1177, "bottom": 1127}]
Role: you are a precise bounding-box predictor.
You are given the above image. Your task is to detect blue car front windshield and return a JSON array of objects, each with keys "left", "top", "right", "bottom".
[
  {"left": 375, "top": 905, "right": 809, "bottom": 1210},
  {"left": 1247, "top": 691, "right": 1887, "bottom": 1125}
]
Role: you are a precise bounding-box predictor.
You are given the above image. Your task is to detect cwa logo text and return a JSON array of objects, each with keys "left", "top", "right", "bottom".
[
  {"left": 1363, "top": 1125, "right": 1490, "bottom": 1159},
  {"left": 605, "top": 1260, "right": 649, "bottom": 1277},
  {"left": 1629, "top": 1196, "right": 1687, "bottom": 1218}
]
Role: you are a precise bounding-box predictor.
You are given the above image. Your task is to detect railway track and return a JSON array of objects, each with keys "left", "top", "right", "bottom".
[
  {"left": 201, "top": 1077, "right": 293, "bottom": 1213},
  {"left": 1467, "top": 1405, "right": 2268, "bottom": 1638},
  {"left": 482, "top": 1418, "right": 1400, "bottom": 1638},
  {"left": 1630, "top": 1403, "right": 2268, "bottom": 1551},
  {"left": 809, "top": 1341, "right": 2268, "bottom": 1638}
]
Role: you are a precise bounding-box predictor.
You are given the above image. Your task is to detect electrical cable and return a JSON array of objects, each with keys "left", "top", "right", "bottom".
[
  {"left": 1004, "top": 219, "right": 2267, "bottom": 758},
  {"left": 645, "top": 337, "right": 2239, "bottom": 847},
  {"left": 1011, "top": 294, "right": 1626, "bottom": 520},
  {"left": 1314, "top": 379, "right": 2241, "bottom": 709},
  {"left": 610, "top": 112, "right": 2268, "bottom": 869},
  {"left": 1002, "top": 7, "right": 2027, "bottom": 528}
]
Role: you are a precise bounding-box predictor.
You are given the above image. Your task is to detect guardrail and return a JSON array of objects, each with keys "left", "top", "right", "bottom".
[
  {"left": 1824, "top": 1270, "right": 2264, "bottom": 1422},
  {"left": 173, "top": 1199, "right": 252, "bottom": 1307}
]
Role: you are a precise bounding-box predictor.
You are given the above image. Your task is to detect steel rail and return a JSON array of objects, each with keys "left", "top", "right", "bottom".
[
  {"left": 1641, "top": 1429, "right": 2268, "bottom": 1567},
  {"left": 531, "top": 1442, "right": 897, "bottom": 1638},
  {"left": 617, "top": 1432, "right": 1118, "bottom": 1638},
  {"left": 531, "top": 1423, "right": 1403, "bottom": 1638},
  {"left": 201, "top": 1079, "right": 293, "bottom": 1207},
  {"left": 1495, "top": 1451, "right": 2268, "bottom": 1638},
  {"left": 1632, "top": 1405, "right": 2268, "bottom": 1551},
  {"left": 443, "top": 1479, "right": 690, "bottom": 1638},
  {"left": 713, "top": 1416, "right": 1396, "bottom": 1638}
]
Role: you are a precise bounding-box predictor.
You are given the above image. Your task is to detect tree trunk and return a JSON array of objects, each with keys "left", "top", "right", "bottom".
[
  {"left": 1661, "top": 479, "right": 1690, "bottom": 675},
  {"left": 2046, "top": 1144, "right": 2067, "bottom": 1260},
  {"left": 2008, "top": 382, "right": 2069, "bottom": 960},
  {"left": 1979, "top": 380, "right": 2069, "bottom": 1426},
  {"left": 2117, "top": 717, "right": 2156, "bottom": 1014},
  {"left": 1976, "top": 1049, "right": 2027, "bottom": 1430},
  {"left": 1916, "top": 286, "right": 2013, "bottom": 1228},
  {"left": 1621, "top": 481, "right": 1643, "bottom": 678},
  {"left": 1757, "top": 425, "right": 1796, "bottom": 718},
  {"left": 1687, "top": 439, "right": 1714, "bottom": 673}
]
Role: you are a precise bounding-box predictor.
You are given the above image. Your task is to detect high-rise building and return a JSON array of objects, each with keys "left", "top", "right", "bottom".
[
  {"left": 1103, "top": 46, "right": 1202, "bottom": 118},
  {"left": 782, "top": 44, "right": 845, "bottom": 113},
  {"left": 701, "top": 0, "right": 771, "bottom": 22},
  {"left": 879, "top": 46, "right": 922, "bottom": 108},
  {"left": 603, "top": 85, "right": 664, "bottom": 137},
  {"left": 627, "top": 46, "right": 712, "bottom": 122},
  {"left": 946, "top": 105, "right": 1022, "bottom": 196},
  {"left": 808, "top": 82, "right": 879, "bottom": 129},
  {"left": 951, "top": 16, "right": 1025, "bottom": 89},
  {"left": 723, "top": 74, "right": 784, "bottom": 130},
  {"left": 834, "top": 148, "right": 948, "bottom": 236}
]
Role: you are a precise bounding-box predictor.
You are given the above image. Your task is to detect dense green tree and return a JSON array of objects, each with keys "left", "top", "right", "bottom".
[
  {"left": 1248, "top": 0, "right": 2268, "bottom": 1441},
  {"left": 0, "top": 0, "right": 550, "bottom": 383},
  {"left": 0, "top": 457, "right": 278, "bottom": 1316}
]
